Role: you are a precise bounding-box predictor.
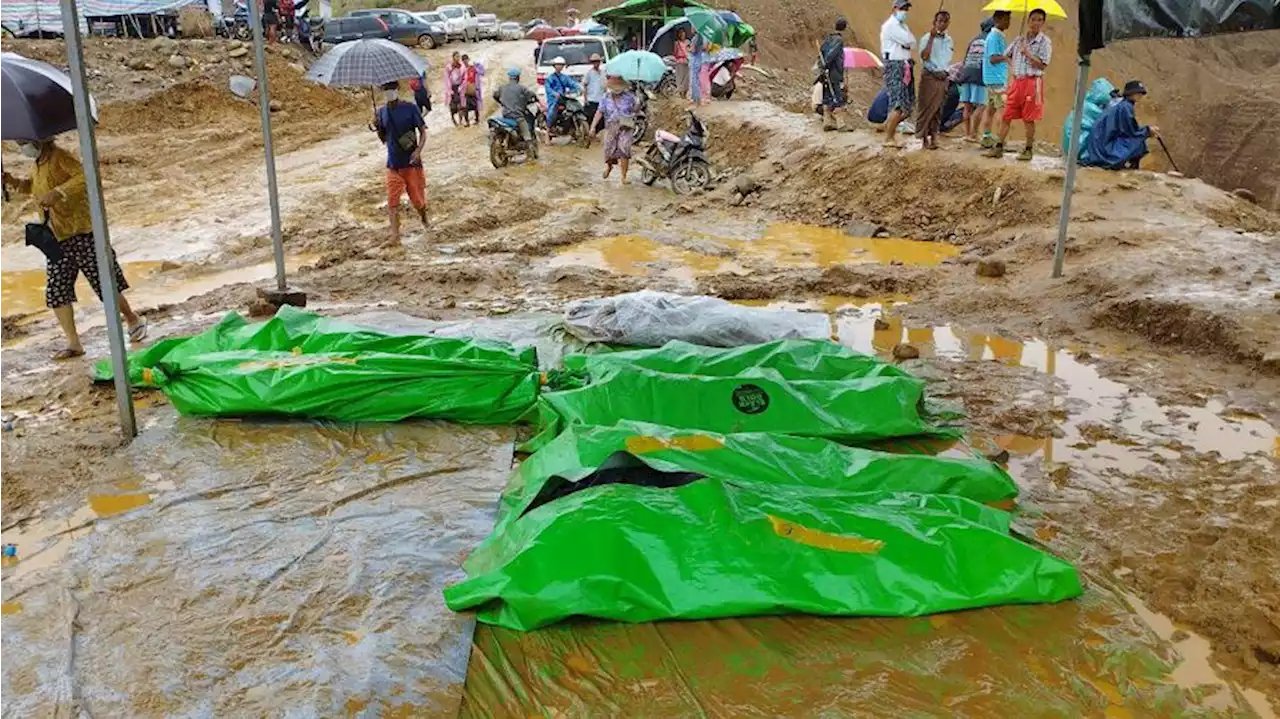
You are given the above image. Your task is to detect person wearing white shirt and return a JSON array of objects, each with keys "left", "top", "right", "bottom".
[
  {"left": 916, "top": 10, "right": 953, "bottom": 149},
  {"left": 879, "top": 0, "right": 915, "bottom": 148}
]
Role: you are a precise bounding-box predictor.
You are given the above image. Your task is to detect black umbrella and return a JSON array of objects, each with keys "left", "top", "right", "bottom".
[{"left": 1, "top": 52, "right": 98, "bottom": 141}]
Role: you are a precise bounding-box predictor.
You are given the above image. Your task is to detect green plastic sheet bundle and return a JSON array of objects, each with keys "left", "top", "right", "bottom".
[
  {"left": 93, "top": 307, "right": 540, "bottom": 423},
  {"left": 527, "top": 340, "right": 953, "bottom": 451},
  {"left": 445, "top": 423, "right": 1082, "bottom": 631}
]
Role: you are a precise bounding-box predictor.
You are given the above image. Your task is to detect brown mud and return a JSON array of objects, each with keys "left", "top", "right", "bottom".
[{"left": 2, "top": 36, "right": 1279, "bottom": 713}]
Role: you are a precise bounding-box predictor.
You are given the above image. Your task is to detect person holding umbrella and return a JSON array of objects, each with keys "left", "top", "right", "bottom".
[
  {"left": 589, "top": 74, "right": 638, "bottom": 184},
  {"left": 373, "top": 80, "right": 429, "bottom": 244},
  {"left": 3, "top": 52, "right": 148, "bottom": 361},
  {"left": 4, "top": 140, "right": 148, "bottom": 360}
]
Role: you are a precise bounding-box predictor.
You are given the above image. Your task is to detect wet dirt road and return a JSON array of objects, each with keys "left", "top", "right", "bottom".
[{"left": 3, "top": 35, "right": 1279, "bottom": 716}]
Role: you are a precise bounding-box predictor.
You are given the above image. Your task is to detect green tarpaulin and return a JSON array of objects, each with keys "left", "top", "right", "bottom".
[
  {"left": 527, "top": 340, "right": 952, "bottom": 451},
  {"left": 93, "top": 307, "right": 540, "bottom": 424},
  {"left": 444, "top": 425, "right": 1081, "bottom": 630}
]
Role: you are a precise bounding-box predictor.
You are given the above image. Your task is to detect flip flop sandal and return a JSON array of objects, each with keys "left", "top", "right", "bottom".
[
  {"left": 128, "top": 319, "right": 149, "bottom": 343},
  {"left": 52, "top": 347, "right": 86, "bottom": 361}
]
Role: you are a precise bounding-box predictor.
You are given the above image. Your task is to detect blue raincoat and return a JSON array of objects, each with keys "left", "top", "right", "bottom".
[
  {"left": 1063, "top": 78, "right": 1117, "bottom": 164},
  {"left": 545, "top": 71, "right": 581, "bottom": 129},
  {"left": 1083, "top": 98, "right": 1151, "bottom": 170}
]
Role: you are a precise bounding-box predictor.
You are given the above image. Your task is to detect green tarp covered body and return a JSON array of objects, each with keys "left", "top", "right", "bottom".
[
  {"left": 527, "top": 340, "right": 954, "bottom": 451},
  {"left": 445, "top": 423, "right": 1082, "bottom": 631},
  {"left": 94, "top": 307, "right": 540, "bottom": 423}
]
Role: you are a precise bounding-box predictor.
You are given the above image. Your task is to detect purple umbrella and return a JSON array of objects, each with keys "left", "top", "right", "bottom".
[{"left": 1, "top": 52, "right": 98, "bottom": 141}]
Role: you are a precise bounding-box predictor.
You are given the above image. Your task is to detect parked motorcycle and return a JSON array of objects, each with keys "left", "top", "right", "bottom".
[
  {"left": 489, "top": 103, "right": 541, "bottom": 168},
  {"left": 631, "top": 82, "right": 656, "bottom": 142},
  {"left": 544, "top": 92, "right": 592, "bottom": 148},
  {"left": 638, "top": 111, "right": 712, "bottom": 194}
]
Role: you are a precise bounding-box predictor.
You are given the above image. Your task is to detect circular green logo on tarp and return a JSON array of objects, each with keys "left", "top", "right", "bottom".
[{"left": 731, "top": 384, "right": 770, "bottom": 415}]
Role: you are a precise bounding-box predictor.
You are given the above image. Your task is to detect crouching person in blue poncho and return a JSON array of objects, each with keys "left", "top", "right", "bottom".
[{"left": 1084, "top": 80, "right": 1159, "bottom": 170}]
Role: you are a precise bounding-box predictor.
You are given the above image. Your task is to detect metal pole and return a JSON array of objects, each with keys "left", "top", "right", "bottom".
[
  {"left": 1052, "top": 53, "right": 1090, "bottom": 279},
  {"left": 247, "top": 0, "right": 287, "bottom": 292},
  {"left": 58, "top": 0, "right": 137, "bottom": 439}
]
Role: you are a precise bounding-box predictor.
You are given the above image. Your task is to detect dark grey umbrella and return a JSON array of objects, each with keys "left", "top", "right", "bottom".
[
  {"left": 1, "top": 52, "right": 98, "bottom": 141},
  {"left": 304, "top": 39, "right": 429, "bottom": 87}
]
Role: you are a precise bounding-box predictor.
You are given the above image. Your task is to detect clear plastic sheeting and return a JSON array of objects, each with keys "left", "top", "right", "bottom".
[
  {"left": 563, "top": 291, "right": 831, "bottom": 348},
  {"left": 459, "top": 584, "right": 1257, "bottom": 716},
  {"left": 1, "top": 414, "right": 514, "bottom": 716}
]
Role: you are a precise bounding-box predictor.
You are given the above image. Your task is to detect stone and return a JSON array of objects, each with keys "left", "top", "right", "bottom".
[
  {"left": 246, "top": 298, "right": 277, "bottom": 318},
  {"left": 976, "top": 259, "right": 1007, "bottom": 278},
  {"left": 676, "top": 204, "right": 693, "bottom": 214},
  {"left": 126, "top": 57, "right": 149, "bottom": 70},
  {"left": 1261, "top": 352, "right": 1280, "bottom": 373},
  {"left": 229, "top": 74, "right": 256, "bottom": 98},
  {"left": 873, "top": 317, "right": 891, "bottom": 331},
  {"left": 892, "top": 343, "right": 920, "bottom": 361},
  {"left": 844, "top": 221, "right": 887, "bottom": 238},
  {"left": 1117, "top": 180, "right": 1138, "bottom": 191},
  {"left": 733, "top": 174, "right": 759, "bottom": 196},
  {"left": 229, "top": 39, "right": 244, "bottom": 50},
  {"left": 168, "top": 54, "right": 187, "bottom": 68},
  {"left": 268, "top": 99, "right": 283, "bottom": 112},
  {"left": 229, "top": 46, "right": 249, "bottom": 59},
  {"left": 1232, "top": 187, "right": 1258, "bottom": 203}
]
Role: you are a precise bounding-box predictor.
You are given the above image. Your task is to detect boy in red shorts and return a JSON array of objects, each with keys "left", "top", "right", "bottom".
[
  {"left": 985, "top": 8, "right": 1051, "bottom": 161},
  {"left": 374, "top": 81, "right": 430, "bottom": 244}
]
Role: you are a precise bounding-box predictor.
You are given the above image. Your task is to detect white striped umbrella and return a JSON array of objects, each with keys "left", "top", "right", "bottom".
[{"left": 304, "top": 38, "right": 429, "bottom": 87}]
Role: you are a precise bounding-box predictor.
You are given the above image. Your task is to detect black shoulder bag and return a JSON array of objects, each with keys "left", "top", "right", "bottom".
[{"left": 26, "top": 212, "right": 64, "bottom": 263}]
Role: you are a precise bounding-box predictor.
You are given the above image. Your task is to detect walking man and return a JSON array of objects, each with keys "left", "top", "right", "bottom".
[
  {"left": 583, "top": 53, "right": 607, "bottom": 134},
  {"left": 979, "top": 10, "right": 1011, "bottom": 148},
  {"left": 986, "top": 8, "right": 1051, "bottom": 160},
  {"left": 820, "top": 17, "right": 851, "bottom": 131},
  {"left": 879, "top": 0, "right": 915, "bottom": 148},
  {"left": 373, "top": 81, "right": 429, "bottom": 244},
  {"left": 916, "top": 10, "right": 953, "bottom": 150}
]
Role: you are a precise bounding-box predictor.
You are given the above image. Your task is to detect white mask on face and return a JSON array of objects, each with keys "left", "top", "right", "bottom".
[
  {"left": 894, "top": 10, "right": 908, "bottom": 21},
  {"left": 18, "top": 142, "right": 42, "bottom": 159},
  {"left": 383, "top": 89, "right": 398, "bottom": 102}
]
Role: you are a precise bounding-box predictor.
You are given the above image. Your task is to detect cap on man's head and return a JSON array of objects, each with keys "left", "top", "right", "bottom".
[
  {"left": 892, "top": 0, "right": 912, "bottom": 9},
  {"left": 589, "top": 52, "right": 602, "bottom": 62},
  {"left": 552, "top": 56, "right": 567, "bottom": 65},
  {"left": 835, "top": 17, "right": 848, "bottom": 30},
  {"left": 1122, "top": 80, "right": 1148, "bottom": 96}
]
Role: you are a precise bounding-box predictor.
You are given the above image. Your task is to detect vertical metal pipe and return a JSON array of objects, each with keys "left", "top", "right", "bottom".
[
  {"left": 59, "top": 0, "right": 137, "bottom": 438},
  {"left": 1053, "top": 53, "right": 1091, "bottom": 279},
  {"left": 246, "top": 0, "right": 288, "bottom": 291}
]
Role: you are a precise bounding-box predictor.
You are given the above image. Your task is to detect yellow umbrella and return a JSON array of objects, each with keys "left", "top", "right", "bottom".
[{"left": 981, "top": 0, "right": 1068, "bottom": 18}]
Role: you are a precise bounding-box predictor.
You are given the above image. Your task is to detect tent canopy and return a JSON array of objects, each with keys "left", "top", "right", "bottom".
[
  {"left": 1078, "top": 0, "right": 1279, "bottom": 53},
  {"left": 593, "top": 0, "right": 706, "bottom": 22}
]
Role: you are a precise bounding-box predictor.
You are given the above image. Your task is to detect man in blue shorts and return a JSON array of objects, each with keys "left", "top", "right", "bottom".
[{"left": 958, "top": 17, "right": 993, "bottom": 143}]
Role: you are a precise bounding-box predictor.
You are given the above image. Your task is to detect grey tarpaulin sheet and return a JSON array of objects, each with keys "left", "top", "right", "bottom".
[{"left": 1, "top": 414, "right": 514, "bottom": 716}]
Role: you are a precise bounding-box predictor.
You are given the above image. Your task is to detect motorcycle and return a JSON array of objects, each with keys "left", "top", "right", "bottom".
[
  {"left": 543, "top": 92, "right": 592, "bottom": 148},
  {"left": 638, "top": 111, "right": 712, "bottom": 194},
  {"left": 488, "top": 102, "right": 542, "bottom": 168},
  {"left": 630, "top": 82, "right": 656, "bottom": 142}
]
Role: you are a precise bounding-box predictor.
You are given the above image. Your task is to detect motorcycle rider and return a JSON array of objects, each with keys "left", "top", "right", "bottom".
[
  {"left": 494, "top": 67, "right": 539, "bottom": 146},
  {"left": 544, "top": 56, "right": 581, "bottom": 137}
]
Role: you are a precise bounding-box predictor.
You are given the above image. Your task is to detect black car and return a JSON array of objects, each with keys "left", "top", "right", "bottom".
[
  {"left": 322, "top": 15, "right": 391, "bottom": 44},
  {"left": 348, "top": 8, "right": 445, "bottom": 48}
]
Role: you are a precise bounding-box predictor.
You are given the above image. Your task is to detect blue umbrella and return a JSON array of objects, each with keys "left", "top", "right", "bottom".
[
  {"left": 604, "top": 50, "right": 667, "bottom": 83},
  {"left": 719, "top": 10, "right": 743, "bottom": 24}
]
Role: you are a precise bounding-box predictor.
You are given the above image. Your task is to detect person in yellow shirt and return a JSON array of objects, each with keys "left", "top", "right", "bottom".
[{"left": 3, "top": 138, "right": 147, "bottom": 360}]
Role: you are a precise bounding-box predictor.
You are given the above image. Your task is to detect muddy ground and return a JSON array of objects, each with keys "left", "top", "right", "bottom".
[{"left": 2, "top": 36, "right": 1279, "bottom": 713}]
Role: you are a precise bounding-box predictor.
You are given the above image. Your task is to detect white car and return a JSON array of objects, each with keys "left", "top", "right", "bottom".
[
  {"left": 436, "top": 4, "right": 478, "bottom": 42},
  {"left": 498, "top": 21, "right": 522, "bottom": 41},
  {"left": 413, "top": 10, "right": 449, "bottom": 40},
  {"left": 476, "top": 13, "right": 498, "bottom": 40},
  {"left": 536, "top": 36, "right": 621, "bottom": 97}
]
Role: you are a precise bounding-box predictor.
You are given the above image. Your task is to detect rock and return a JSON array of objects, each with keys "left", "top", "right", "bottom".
[
  {"left": 1117, "top": 180, "right": 1138, "bottom": 191},
  {"left": 168, "top": 54, "right": 187, "bottom": 69},
  {"left": 229, "top": 39, "right": 244, "bottom": 50},
  {"left": 229, "top": 46, "right": 249, "bottom": 59},
  {"left": 1167, "top": 170, "right": 1185, "bottom": 178},
  {"left": 892, "top": 343, "right": 920, "bottom": 361},
  {"left": 1170, "top": 630, "right": 1190, "bottom": 643},
  {"left": 268, "top": 99, "right": 283, "bottom": 112},
  {"left": 126, "top": 57, "right": 149, "bottom": 70},
  {"left": 159, "top": 260, "right": 182, "bottom": 271},
  {"left": 229, "top": 74, "right": 256, "bottom": 97},
  {"left": 1261, "top": 352, "right": 1280, "bottom": 373},
  {"left": 729, "top": 194, "right": 744, "bottom": 207},
  {"left": 153, "top": 36, "right": 177, "bottom": 52},
  {"left": 143, "top": 62, "right": 156, "bottom": 71},
  {"left": 676, "top": 204, "right": 694, "bottom": 214},
  {"left": 976, "top": 259, "right": 1007, "bottom": 278},
  {"left": 873, "top": 317, "right": 891, "bottom": 331},
  {"left": 844, "top": 221, "right": 887, "bottom": 238},
  {"left": 733, "top": 174, "right": 759, "bottom": 196},
  {"left": 289, "top": 62, "right": 306, "bottom": 73},
  {"left": 247, "top": 298, "right": 277, "bottom": 318},
  {"left": 1231, "top": 187, "right": 1257, "bottom": 203}
]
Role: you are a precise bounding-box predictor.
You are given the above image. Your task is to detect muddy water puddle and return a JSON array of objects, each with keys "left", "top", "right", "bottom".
[{"left": 549, "top": 223, "right": 958, "bottom": 278}]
